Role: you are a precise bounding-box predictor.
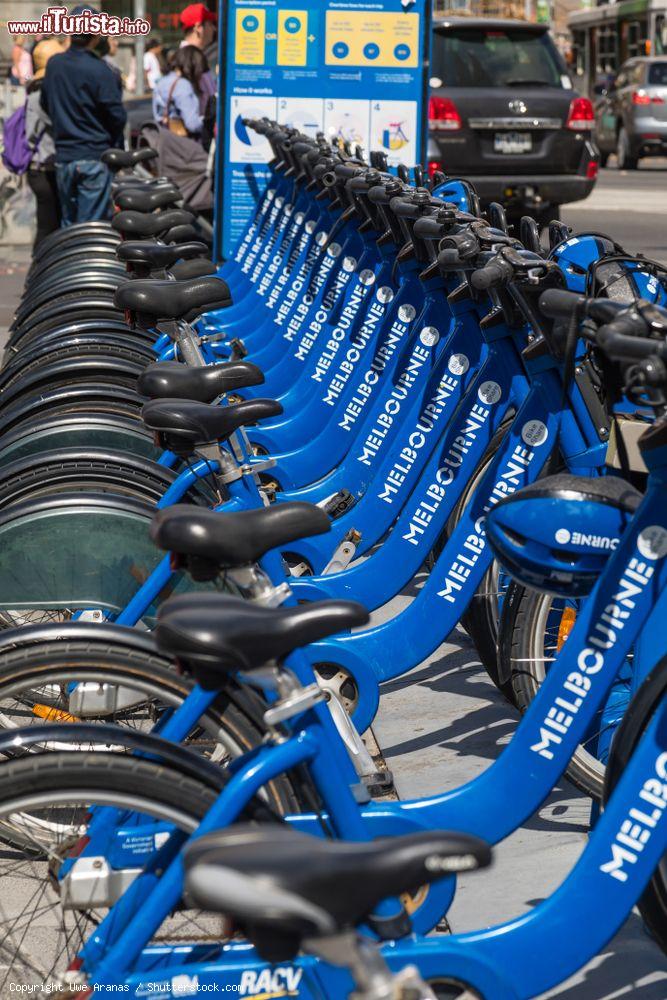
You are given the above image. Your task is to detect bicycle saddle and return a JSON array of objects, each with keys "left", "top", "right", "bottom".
[
  {"left": 102, "top": 147, "right": 157, "bottom": 169},
  {"left": 111, "top": 209, "right": 194, "bottom": 239},
  {"left": 151, "top": 501, "right": 330, "bottom": 577},
  {"left": 116, "top": 241, "right": 209, "bottom": 269},
  {"left": 184, "top": 826, "right": 491, "bottom": 959},
  {"left": 156, "top": 594, "right": 369, "bottom": 684},
  {"left": 114, "top": 187, "right": 181, "bottom": 213},
  {"left": 138, "top": 360, "right": 264, "bottom": 402},
  {"left": 141, "top": 397, "right": 282, "bottom": 454},
  {"left": 114, "top": 276, "right": 231, "bottom": 322}
]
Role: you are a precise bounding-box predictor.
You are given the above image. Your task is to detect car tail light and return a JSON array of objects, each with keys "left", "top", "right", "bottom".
[
  {"left": 566, "top": 97, "right": 594, "bottom": 130},
  {"left": 630, "top": 89, "right": 663, "bottom": 105},
  {"left": 586, "top": 160, "right": 599, "bottom": 180},
  {"left": 428, "top": 159, "right": 444, "bottom": 179},
  {"left": 429, "top": 96, "right": 462, "bottom": 131}
]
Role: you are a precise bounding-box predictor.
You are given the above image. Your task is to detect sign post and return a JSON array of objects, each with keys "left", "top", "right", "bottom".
[{"left": 214, "top": 0, "right": 432, "bottom": 262}]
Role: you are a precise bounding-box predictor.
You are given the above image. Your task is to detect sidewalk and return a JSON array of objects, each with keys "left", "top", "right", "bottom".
[{"left": 0, "top": 247, "right": 30, "bottom": 349}]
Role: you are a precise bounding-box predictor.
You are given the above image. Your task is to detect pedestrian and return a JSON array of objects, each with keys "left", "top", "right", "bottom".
[
  {"left": 9, "top": 36, "right": 32, "bottom": 86},
  {"left": 25, "top": 38, "right": 64, "bottom": 249},
  {"left": 152, "top": 45, "right": 213, "bottom": 211},
  {"left": 153, "top": 45, "right": 212, "bottom": 140},
  {"left": 40, "top": 4, "right": 127, "bottom": 226},
  {"left": 144, "top": 38, "right": 164, "bottom": 91},
  {"left": 100, "top": 35, "right": 124, "bottom": 87},
  {"left": 179, "top": 2, "right": 217, "bottom": 72}
]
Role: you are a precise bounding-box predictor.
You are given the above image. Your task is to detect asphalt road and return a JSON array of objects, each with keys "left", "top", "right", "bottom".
[{"left": 563, "top": 158, "right": 667, "bottom": 264}]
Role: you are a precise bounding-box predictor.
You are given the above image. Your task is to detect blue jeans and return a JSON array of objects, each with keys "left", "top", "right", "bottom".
[{"left": 55, "top": 159, "right": 112, "bottom": 226}]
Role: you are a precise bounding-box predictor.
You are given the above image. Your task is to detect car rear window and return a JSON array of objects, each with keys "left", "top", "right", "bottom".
[
  {"left": 648, "top": 62, "right": 667, "bottom": 85},
  {"left": 432, "top": 27, "right": 564, "bottom": 88}
]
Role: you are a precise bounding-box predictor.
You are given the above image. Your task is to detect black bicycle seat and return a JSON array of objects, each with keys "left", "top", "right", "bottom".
[
  {"left": 102, "top": 147, "right": 157, "bottom": 169},
  {"left": 138, "top": 360, "right": 264, "bottom": 403},
  {"left": 116, "top": 241, "right": 209, "bottom": 269},
  {"left": 156, "top": 594, "right": 369, "bottom": 684},
  {"left": 184, "top": 826, "right": 491, "bottom": 959},
  {"left": 111, "top": 209, "right": 194, "bottom": 239},
  {"left": 151, "top": 502, "right": 330, "bottom": 576},
  {"left": 114, "top": 276, "right": 231, "bottom": 322},
  {"left": 169, "top": 259, "right": 217, "bottom": 280},
  {"left": 114, "top": 187, "right": 181, "bottom": 213},
  {"left": 164, "top": 223, "right": 199, "bottom": 245},
  {"left": 141, "top": 397, "right": 282, "bottom": 454}
]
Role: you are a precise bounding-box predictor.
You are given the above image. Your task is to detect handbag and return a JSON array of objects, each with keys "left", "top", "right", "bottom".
[{"left": 162, "top": 76, "right": 188, "bottom": 137}]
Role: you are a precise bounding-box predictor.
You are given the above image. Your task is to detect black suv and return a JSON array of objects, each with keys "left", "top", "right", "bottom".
[{"left": 428, "top": 18, "right": 599, "bottom": 224}]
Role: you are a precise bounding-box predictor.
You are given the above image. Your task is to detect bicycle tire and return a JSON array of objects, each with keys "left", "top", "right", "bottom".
[
  {"left": 0, "top": 637, "right": 298, "bottom": 817},
  {"left": 499, "top": 582, "right": 606, "bottom": 799},
  {"left": 0, "top": 415, "right": 158, "bottom": 469},
  {"left": 0, "top": 450, "right": 216, "bottom": 509},
  {"left": 0, "top": 751, "right": 219, "bottom": 989},
  {"left": 0, "top": 343, "right": 153, "bottom": 394}
]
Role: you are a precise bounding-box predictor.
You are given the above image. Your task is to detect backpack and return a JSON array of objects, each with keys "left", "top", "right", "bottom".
[{"left": 2, "top": 102, "right": 43, "bottom": 175}]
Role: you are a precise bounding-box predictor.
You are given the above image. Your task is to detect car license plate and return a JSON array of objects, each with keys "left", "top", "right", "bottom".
[{"left": 494, "top": 132, "right": 532, "bottom": 154}]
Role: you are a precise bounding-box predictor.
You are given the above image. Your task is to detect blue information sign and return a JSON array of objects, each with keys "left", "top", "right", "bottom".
[{"left": 214, "top": 0, "right": 432, "bottom": 261}]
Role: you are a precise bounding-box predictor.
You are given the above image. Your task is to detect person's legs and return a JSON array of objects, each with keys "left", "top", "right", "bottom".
[
  {"left": 74, "top": 160, "right": 112, "bottom": 223},
  {"left": 55, "top": 162, "right": 78, "bottom": 227},
  {"left": 27, "top": 169, "right": 61, "bottom": 250}
]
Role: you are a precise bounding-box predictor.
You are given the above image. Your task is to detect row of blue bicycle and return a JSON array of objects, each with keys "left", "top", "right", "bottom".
[{"left": 0, "top": 124, "right": 663, "bottom": 998}]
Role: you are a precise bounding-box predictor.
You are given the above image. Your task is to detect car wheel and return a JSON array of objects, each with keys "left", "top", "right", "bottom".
[{"left": 616, "top": 127, "right": 638, "bottom": 170}]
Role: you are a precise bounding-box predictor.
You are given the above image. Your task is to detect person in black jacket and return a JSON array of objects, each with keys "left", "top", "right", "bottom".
[{"left": 40, "top": 5, "right": 127, "bottom": 225}]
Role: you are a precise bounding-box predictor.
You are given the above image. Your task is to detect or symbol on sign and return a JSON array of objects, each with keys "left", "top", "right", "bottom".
[
  {"left": 555, "top": 528, "right": 571, "bottom": 545},
  {"left": 285, "top": 17, "right": 301, "bottom": 33},
  {"left": 242, "top": 15, "right": 259, "bottom": 32},
  {"left": 332, "top": 42, "right": 349, "bottom": 59},
  {"left": 394, "top": 44, "right": 411, "bottom": 61},
  {"left": 364, "top": 43, "right": 380, "bottom": 60}
]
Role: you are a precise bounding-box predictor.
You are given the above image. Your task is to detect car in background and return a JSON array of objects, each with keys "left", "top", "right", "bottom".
[
  {"left": 594, "top": 58, "right": 667, "bottom": 170},
  {"left": 428, "top": 18, "right": 599, "bottom": 226}
]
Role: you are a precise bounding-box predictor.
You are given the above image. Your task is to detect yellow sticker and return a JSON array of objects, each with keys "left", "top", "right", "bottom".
[
  {"left": 278, "top": 10, "right": 308, "bottom": 67},
  {"left": 235, "top": 8, "right": 266, "bottom": 65},
  {"left": 325, "top": 11, "right": 419, "bottom": 68}
]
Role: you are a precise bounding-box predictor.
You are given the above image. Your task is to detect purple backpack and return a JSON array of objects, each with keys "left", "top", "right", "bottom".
[{"left": 2, "top": 102, "right": 43, "bottom": 175}]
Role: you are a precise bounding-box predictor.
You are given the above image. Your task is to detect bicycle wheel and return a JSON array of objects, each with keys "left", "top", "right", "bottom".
[
  {"left": 0, "top": 386, "right": 144, "bottom": 438},
  {"left": 0, "top": 752, "right": 220, "bottom": 991},
  {"left": 0, "top": 637, "right": 296, "bottom": 817},
  {"left": 0, "top": 414, "right": 158, "bottom": 470},
  {"left": 603, "top": 657, "right": 667, "bottom": 952},
  {"left": 0, "top": 341, "right": 154, "bottom": 394},
  {"left": 0, "top": 450, "right": 216, "bottom": 509},
  {"left": 499, "top": 582, "right": 633, "bottom": 799},
  {"left": 0, "top": 359, "right": 144, "bottom": 414}
]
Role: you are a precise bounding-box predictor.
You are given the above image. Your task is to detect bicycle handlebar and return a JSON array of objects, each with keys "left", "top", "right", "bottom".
[{"left": 470, "top": 255, "right": 515, "bottom": 290}]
